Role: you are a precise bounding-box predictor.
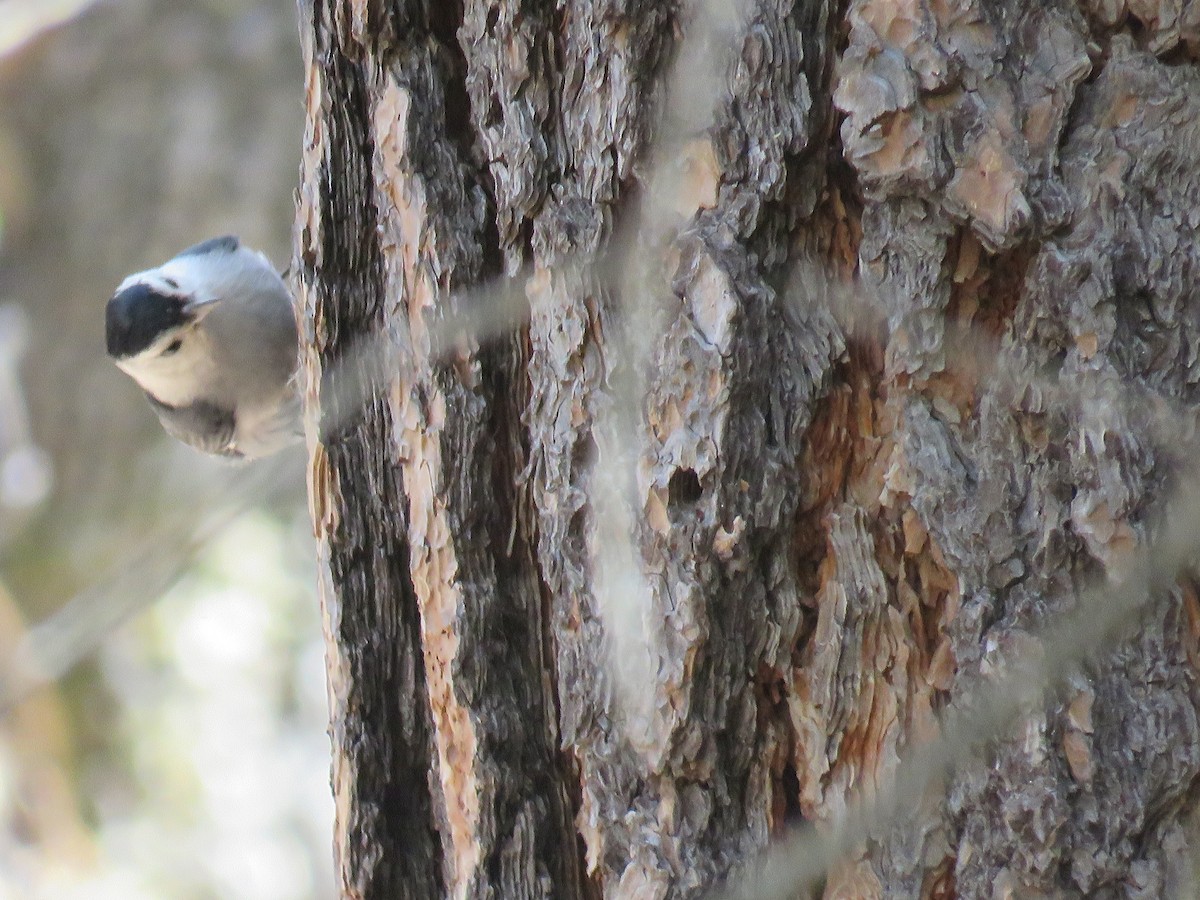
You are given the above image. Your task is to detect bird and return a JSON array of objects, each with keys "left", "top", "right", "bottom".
[{"left": 105, "top": 235, "right": 300, "bottom": 459}]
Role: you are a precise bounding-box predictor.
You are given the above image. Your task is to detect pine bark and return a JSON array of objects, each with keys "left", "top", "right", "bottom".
[{"left": 296, "top": 1, "right": 1200, "bottom": 897}]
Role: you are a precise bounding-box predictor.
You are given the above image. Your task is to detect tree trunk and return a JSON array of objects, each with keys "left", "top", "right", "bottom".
[{"left": 294, "top": 0, "right": 1200, "bottom": 897}]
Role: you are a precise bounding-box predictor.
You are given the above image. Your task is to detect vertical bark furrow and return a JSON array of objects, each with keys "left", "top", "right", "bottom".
[
  {"left": 367, "top": 7, "right": 584, "bottom": 898},
  {"left": 302, "top": 0, "right": 581, "bottom": 896},
  {"left": 517, "top": 2, "right": 681, "bottom": 894},
  {"left": 522, "top": 0, "right": 844, "bottom": 892},
  {"left": 618, "top": 2, "right": 842, "bottom": 889},
  {"left": 297, "top": 2, "right": 447, "bottom": 897},
  {"left": 459, "top": 0, "right": 559, "bottom": 273},
  {"left": 637, "top": 221, "right": 842, "bottom": 890}
]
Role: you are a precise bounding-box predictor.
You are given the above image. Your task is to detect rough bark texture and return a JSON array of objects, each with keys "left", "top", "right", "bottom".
[
  {"left": 297, "top": 1, "right": 582, "bottom": 895},
  {"left": 298, "top": 0, "right": 1200, "bottom": 897}
]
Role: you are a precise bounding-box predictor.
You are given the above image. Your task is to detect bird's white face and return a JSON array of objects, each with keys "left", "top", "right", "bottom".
[
  {"left": 113, "top": 318, "right": 215, "bottom": 407},
  {"left": 108, "top": 267, "right": 221, "bottom": 407}
]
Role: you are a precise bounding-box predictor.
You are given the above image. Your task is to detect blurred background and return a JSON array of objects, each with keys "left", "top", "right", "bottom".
[{"left": 0, "top": 1, "right": 333, "bottom": 897}]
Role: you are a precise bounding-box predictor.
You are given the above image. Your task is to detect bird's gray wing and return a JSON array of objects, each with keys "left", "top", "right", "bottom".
[
  {"left": 175, "top": 235, "right": 240, "bottom": 258},
  {"left": 145, "top": 394, "right": 242, "bottom": 458}
]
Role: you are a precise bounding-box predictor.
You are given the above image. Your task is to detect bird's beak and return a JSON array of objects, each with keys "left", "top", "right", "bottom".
[{"left": 183, "top": 297, "right": 222, "bottom": 322}]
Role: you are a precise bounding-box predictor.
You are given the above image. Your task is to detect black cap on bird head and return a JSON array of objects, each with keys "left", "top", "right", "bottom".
[{"left": 105, "top": 282, "right": 194, "bottom": 360}]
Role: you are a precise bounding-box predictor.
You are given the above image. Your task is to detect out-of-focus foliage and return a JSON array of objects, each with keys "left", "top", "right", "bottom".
[
  {"left": 0, "top": 1, "right": 332, "bottom": 896},
  {"left": 1, "top": 515, "right": 330, "bottom": 900}
]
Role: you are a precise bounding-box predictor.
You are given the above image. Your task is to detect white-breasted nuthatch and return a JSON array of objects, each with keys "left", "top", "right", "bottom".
[{"left": 105, "top": 236, "right": 300, "bottom": 459}]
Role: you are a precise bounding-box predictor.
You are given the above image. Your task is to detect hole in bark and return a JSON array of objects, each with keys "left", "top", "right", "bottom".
[
  {"left": 780, "top": 762, "right": 803, "bottom": 828},
  {"left": 572, "top": 431, "right": 597, "bottom": 475},
  {"left": 486, "top": 6, "right": 499, "bottom": 30},
  {"left": 429, "top": 0, "right": 473, "bottom": 157},
  {"left": 520, "top": 216, "right": 535, "bottom": 262},
  {"left": 668, "top": 468, "right": 702, "bottom": 508},
  {"left": 764, "top": 401, "right": 778, "bottom": 448}
]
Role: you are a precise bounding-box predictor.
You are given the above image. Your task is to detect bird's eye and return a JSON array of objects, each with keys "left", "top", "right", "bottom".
[
  {"left": 162, "top": 338, "right": 183, "bottom": 356},
  {"left": 163, "top": 277, "right": 179, "bottom": 289}
]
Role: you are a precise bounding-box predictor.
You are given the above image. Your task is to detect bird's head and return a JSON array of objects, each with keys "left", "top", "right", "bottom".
[{"left": 105, "top": 268, "right": 220, "bottom": 403}]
